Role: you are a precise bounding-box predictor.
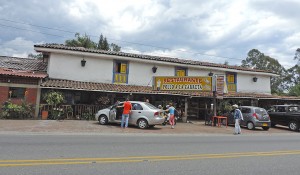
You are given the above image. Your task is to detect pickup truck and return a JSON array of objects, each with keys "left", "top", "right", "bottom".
[{"left": 268, "top": 105, "right": 300, "bottom": 131}]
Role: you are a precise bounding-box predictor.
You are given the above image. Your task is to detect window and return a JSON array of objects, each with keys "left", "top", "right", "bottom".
[
  {"left": 226, "top": 73, "right": 236, "bottom": 92},
  {"left": 175, "top": 67, "right": 187, "bottom": 77},
  {"left": 132, "top": 103, "right": 143, "bottom": 110},
  {"left": 241, "top": 108, "right": 251, "bottom": 114},
  {"left": 9, "top": 87, "right": 26, "bottom": 99},
  {"left": 277, "top": 106, "right": 286, "bottom": 112},
  {"left": 113, "top": 61, "right": 128, "bottom": 84}
]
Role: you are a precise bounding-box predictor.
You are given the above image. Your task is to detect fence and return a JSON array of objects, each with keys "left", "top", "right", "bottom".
[{"left": 40, "top": 104, "right": 109, "bottom": 120}]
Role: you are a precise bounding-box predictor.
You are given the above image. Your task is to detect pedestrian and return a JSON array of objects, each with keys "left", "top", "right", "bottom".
[
  {"left": 117, "top": 98, "right": 132, "bottom": 128},
  {"left": 165, "top": 103, "right": 176, "bottom": 129},
  {"left": 232, "top": 104, "right": 243, "bottom": 135}
]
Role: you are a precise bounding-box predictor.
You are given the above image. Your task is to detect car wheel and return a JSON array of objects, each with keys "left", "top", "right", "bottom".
[
  {"left": 247, "top": 122, "right": 255, "bottom": 130},
  {"left": 137, "top": 119, "right": 148, "bottom": 129},
  {"left": 262, "top": 126, "right": 269, "bottom": 131},
  {"left": 288, "top": 121, "right": 299, "bottom": 131},
  {"left": 99, "top": 115, "right": 108, "bottom": 125}
]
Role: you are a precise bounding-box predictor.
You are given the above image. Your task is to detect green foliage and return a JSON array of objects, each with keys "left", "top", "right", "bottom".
[
  {"left": 0, "top": 100, "right": 34, "bottom": 119},
  {"left": 43, "top": 91, "right": 65, "bottom": 120},
  {"left": 43, "top": 91, "right": 64, "bottom": 107},
  {"left": 294, "top": 48, "right": 300, "bottom": 60},
  {"left": 65, "top": 33, "right": 97, "bottom": 49},
  {"left": 65, "top": 33, "right": 121, "bottom": 52},
  {"left": 241, "top": 49, "right": 288, "bottom": 94},
  {"left": 28, "top": 53, "right": 43, "bottom": 59},
  {"left": 288, "top": 84, "right": 300, "bottom": 96}
]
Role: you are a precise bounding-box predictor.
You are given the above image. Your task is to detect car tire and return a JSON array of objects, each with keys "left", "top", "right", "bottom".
[
  {"left": 99, "top": 114, "right": 108, "bottom": 125},
  {"left": 247, "top": 122, "right": 255, "bottom": 130},
  {"left": 262, "top": 126, "right": 269, "bottom": 131},
  {"left": 137, "top": 119, "right": 148, "bottom": 129},
  {"left": 288, "top": 121, "right": 299, "bottom": 131}
]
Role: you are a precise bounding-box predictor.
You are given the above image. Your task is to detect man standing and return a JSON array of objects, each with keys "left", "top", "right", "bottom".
[
  {"left": 233, "top": 104, "right": 243, "bottom": 135},
  {"left": 118, "top": 98, "right": 132, "bottom": 128}
]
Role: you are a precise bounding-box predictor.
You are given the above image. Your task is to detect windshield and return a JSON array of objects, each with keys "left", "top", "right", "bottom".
[{"left": 144, "top": 102, "right": 159, "bottom": 109}]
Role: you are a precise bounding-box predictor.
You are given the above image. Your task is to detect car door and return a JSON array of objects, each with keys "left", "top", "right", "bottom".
[
  {"left": 240, "top": 107, "right": 251, "bottom": 126},
  {"left": 110, "top": 103, "right": 123, "bottom": 122},
  {"left": 129, "top": 103, "right": 143, "bottom": 124}
]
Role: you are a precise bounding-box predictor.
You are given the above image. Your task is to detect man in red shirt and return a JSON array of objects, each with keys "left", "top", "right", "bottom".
[{"left": 118, "top": 98, "right": 132, "bottom": 128}]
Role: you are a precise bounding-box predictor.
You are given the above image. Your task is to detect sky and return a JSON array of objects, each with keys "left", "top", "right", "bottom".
[{"left": 0, "top": 0, "right": 300, "bottom": 69}]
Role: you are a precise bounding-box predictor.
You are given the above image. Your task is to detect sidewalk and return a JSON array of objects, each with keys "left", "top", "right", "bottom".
[{"left": 0, "top": 120, "right": 293, "bottom": 135}]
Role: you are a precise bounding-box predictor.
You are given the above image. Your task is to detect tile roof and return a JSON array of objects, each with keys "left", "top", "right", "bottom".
[
  {"left": 0, "top": 68, "right": 48, "bottom": 78},
  {"left": 34, "top": 44, "right": 275, "bottom": 74},
  {"left": 0, "top": 56, "right": 47, "bottom": 71},
  {"left": 41, "top": 79, "right": 300, "bottom": 100}
]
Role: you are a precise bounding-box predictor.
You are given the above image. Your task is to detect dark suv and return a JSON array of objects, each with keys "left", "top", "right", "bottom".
[
  {"left": 268, "top": 105, "right": 300, "bottom": 131},
  {"left": 228, "top": 106, "right": 271, "bottom": 130}
]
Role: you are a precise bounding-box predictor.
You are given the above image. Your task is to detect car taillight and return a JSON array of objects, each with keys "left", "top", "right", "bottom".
[
  {"left": 252, "top": 113, "right": 259, "bottom": 119},
  {"left": 154, "top": 112, "right": 159, "bottom": 117}
]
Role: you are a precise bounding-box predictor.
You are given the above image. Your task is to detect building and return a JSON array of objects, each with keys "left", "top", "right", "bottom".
[
  {"left": 31, "top": 44, "right": 300, "bottom": 121},
  {"left": 0, "top": 56, "right": 47, "bottom": 118}
]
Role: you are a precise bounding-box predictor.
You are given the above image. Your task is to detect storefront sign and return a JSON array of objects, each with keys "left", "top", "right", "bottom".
[
  {"left": 153, "top": 76, "right": 212, "bottom": 91},
  {"left": 216, "top": 75, "right": 225, "bottom": 96}
]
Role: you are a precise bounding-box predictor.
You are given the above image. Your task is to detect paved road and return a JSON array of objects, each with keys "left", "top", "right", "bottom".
[
  {"left": 1, "top": 132, "right": 300, "bottom": 175},
  {"left": 0, "top": 120, "right": 294, "bottom": 135}
]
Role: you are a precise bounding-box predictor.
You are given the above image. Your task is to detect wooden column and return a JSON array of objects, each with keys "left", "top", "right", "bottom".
[{"left": 182, "top": 97, "right": 188, "bottom": 123}]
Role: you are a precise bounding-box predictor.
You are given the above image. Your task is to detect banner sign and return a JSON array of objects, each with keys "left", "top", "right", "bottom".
[
  {"left": 153, "top": 76, "right": 212, "bottom": 91},
  {"left": 216, "top": 75, "right": 225, "bottom": 96}
]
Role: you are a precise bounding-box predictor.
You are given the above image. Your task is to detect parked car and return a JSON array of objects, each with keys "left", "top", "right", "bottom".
[
  {"left": 227, "top": 106, "right": 271, "bottom": 130},
  {"left": 267, "top": 105, "right": 300, "bottom": 131},
  {"left": 95, "top": 101, "right": 165, "bottom": 129}
]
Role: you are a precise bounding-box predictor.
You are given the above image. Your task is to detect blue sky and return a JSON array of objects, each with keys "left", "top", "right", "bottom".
[{"left": 0, "top": 0, "right": 299, "bottom": 68}]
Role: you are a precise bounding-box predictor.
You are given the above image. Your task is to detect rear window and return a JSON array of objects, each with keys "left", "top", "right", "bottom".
[
  {"left": 144, "top": 102, "right": 158, "bottom": 109},
  {"left": 255, "top": 108, "right": 268, "bottom": 115}
]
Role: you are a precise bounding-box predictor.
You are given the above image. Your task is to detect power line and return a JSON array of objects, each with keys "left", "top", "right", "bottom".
[{"left": 0, "top": 18, "right": 245, "bottom": 61}]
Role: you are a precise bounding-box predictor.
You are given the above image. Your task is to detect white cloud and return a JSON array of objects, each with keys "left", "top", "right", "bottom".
[
  {"left": 0, "top": 37, "right": 35, "bottom": 58},
  {"left": 1, "top": 0, "right": 300, "bottom": 69}
]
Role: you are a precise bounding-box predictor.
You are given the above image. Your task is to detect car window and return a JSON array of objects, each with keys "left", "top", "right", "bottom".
[
  {"left": 268, "top": 106, "right": 275, "bottom": 112},
  {"left": 132, "top": 103, "right": 143, "bottom": 110},
  {"left": 241, "top": 108, "right": 251, "bottom": 114},
  {"left": 144, "top": 102, "right": 158, "bottom": 109},
  {"left": 277, "top": 106, "right": 286, "bottom": 112},
  {"left": 288, "top": 106, "right": 300, "bottom": 112},
  {"left": 255, "top": 108, "right": 267, "bottom": 115}
]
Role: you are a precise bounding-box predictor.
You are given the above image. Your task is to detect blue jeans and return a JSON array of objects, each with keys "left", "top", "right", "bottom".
[{"left": 121, "top": 114, "right": 129, "bottom": 128}]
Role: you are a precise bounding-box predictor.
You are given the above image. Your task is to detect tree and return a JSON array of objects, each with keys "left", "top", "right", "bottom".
[
  {"left": 294, "top": 48, "right": 300, "bottom": 60},
  {"left": 28, "top": 53, "right": 43, "bottom": 59},
  {"left": 288, "top": 84, "right": 300, "bottom": 96},
  {"left": 66, "top": 33, "right": 121, "bottom": 52},
  {"left": 65, "top": 33, "right": 97, "bottom": 49},
  {"left": 241, "top": 49, "right": 288, "bottom": 94}
]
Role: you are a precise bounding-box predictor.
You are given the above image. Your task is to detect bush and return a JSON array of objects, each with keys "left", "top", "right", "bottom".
[{"left": 0, "top": 100, "right": 34, "bottom": 119}]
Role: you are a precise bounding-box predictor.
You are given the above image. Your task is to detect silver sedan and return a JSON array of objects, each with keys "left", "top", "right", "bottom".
[{"left": 95, "top": 101, "right": 165, "bottom": 129}]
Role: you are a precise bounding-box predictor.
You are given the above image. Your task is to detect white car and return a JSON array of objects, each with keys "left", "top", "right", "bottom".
[{"left": 95, "top": 101, "right": 165, "bottom": 129}]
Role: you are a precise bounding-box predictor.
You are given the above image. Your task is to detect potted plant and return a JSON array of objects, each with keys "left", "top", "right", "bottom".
[{"left": 43, "top": 91, "right": 65, "bottom": 120}]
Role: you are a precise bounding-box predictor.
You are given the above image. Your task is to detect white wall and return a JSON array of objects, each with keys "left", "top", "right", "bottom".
[
  {"left": 128, "top": 62, "right": 175, "bottom": 86},
  {"left": 47, "top": 52, "right": 272, "bottom": 94},
  {"left": 237, "top": 74, "right": 271, "bottom": 94},
  {"left": 48, "top": 53, "right": 113, "bottom": 84}
]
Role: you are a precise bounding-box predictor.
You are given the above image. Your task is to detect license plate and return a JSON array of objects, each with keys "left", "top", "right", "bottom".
[{"left": 262, "top": 123, "right": 268, "bottom": 126}]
